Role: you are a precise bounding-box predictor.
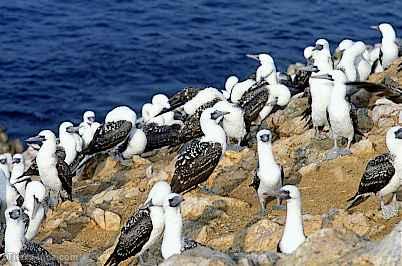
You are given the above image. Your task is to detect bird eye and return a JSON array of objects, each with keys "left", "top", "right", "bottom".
[{"left": 0, "top": 159, "right": 6, "bottom": 164}]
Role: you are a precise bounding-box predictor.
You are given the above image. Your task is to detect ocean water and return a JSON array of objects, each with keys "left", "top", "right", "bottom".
[{"left": 1, "top": 0, "right": 402, "bottom": 139}]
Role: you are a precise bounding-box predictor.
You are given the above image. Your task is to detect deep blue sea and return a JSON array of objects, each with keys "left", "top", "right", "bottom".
[{"left": 1, "top": 0, "right": 402, "bottom": 139}]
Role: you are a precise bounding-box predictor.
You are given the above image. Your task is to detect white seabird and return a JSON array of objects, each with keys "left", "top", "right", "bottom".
[
  {"left": 371, "top": 23, "right": 399, "bottom": 72},
  {"left": 347, "top": 126, "right": 402, "bottom": 219},
  {"left": 312, "top": 70, "right": 355, "bottom": 159},
  {"left": 276, "top": 185, "right": 306, "bottom": 254},
  {"left": 77, "top": 110, "right": 101, "bottom": 148},
  {"left": 182, "top": 87, "right": 225, "bottom": 116},
  {"left": 105, "top": 181, "right": 171, "bottom": 265},
  {"left": 10, "top": 154, "right": 29, "bottom": 198},
  {"left": 5, "top": 206, "right": 59, "bottom": 266},
  {"left": 59, "top": 121, "right": 83, "bottom": 165},
  {"left": 26, "top": 130, "right": 73, "bottom": 204},
  {"left": 337, "top": 41, "right": 369, "bottom": 81},
  {"left": 223, "top": 75, "right": 256, "bottom": 103},
  {"left": 250, "top": 129, "right": 284, "bottom": 214},
  {"left": 0, "top": 154, "right": 10, "bottom": 229},
  {"left": 171, "top": 108, "right": 228, "bottom": 193}
]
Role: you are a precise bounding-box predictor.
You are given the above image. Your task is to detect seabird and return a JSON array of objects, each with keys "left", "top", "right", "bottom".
[
  {"left": 170, "top": 108, "right": 228, "bottom": 194},
  {"left": 142, "top": 123, "right": 179, "bottom": 153},
  {"left": 20, "top": 180, "right": 47, "bottom": 240},
  {"left": 5, "top": 206, "right": 59, "bottom": 266},
  {"left": 276, "top": 185, "right": 306, "bottom": 254},
  {"left": 371, "top": 23, "right": 399, "bottom": 72},
  {"left": 10, "top": 154, "right": 30, "bottom": 198},
  {"left": 223, "top": 75, "right": 256, "bottom": 103},
  {"left": 161, "top": 193, "right": 186, "bottom": 260},
  {"left": 333, "top": 39, "right": 354, "bottom": 67},
  {"left": 164, "top": 87, "right": 203, "bottom": 112},
  {"left": 76, "top": 110, "right": 101, "bottom": 148},
  {"left": 59, "top": 121, "right": 83, "bottom": 165},
  {"left": 337, "top": 41, "right": 369, "bottom": 81},
  {"left": 182, "top": 87, "right": 225, "bottom": 116},
  {"left": 141, "top": 94, "right": 171, "bottom": 123},
  {"left": 311, "top": 70, "right": 357, "bottom": 159},
  {"left": 347, "top": 126, "right": 402, "bottom": 219},
  {"left": 0, "top": 154, "right": 10, "bottom": 230},
  {"left": 305, "top": 39, "right": 334, "bottom": 138},
  {"left": 105, "top": 181, "right": 171, "bottom": 266},
  {"left": 250, "top": 129, "right": 284, "bottom": 215},
  {"left": 213, "top": 100, "right": 246, "bottom": 149},
  {"left": 25, "top": 130, "right": 73, "bottom": 205}
]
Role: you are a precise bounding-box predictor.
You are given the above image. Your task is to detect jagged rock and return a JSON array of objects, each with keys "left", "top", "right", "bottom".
[
  {"left": 276, "top": 228, "right": 366, "bottom": 265},
  {"left": 88, "top": 207, "right": 121, "bottom": 231},
  {"left": 351, "top": 139, "right": 374, "bottom": 155},
  {"left": 232, "top": 252, "right": 281, "bottom": 266},
  {"left": 182, "top": 192, "right": 250, "bottom": 221},
  {"left": 161, "top": 247, "right": 236, "bottom": 266},
  {"left": 89, "top": 185, "right": 140, "bottom": 206},
  {"left": 322, "top": 209, "right": 385, "bottom": 237},
  {"left": 243, "top": 219, "right": 282, "bottom": 252}
]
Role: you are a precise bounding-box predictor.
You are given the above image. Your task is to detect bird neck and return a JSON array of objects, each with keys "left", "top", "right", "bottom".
[
  {"left": 5, "top": 220, "right": 25, "bottom": 255},
  {"left": 38, "top": 141, "right": 57, "bottom": 157},
  {"left": 283, "top": 199, "right": 304, "bottom": 240},
  {"left": 162, "top": 207, "right": 182, "bottom": 259},
  {"left": 257, "top": 142, "right": 275, "bottom": 166},
  {"left": 200, "top": 119, "right": 227, "bottom": 150},
  {"left": 331, "top": 82, "right": 347, "bottom": 100}
]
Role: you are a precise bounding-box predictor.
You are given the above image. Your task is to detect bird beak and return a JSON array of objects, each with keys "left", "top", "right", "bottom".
[
  {"left": 12, "top": 158, "right": 21, "bottom": 164},
  {"left": 88, "top": 116, "right": 96, "bottom": 123},
  {"left": 259, "top": 134, "right": 271, "bottom": 142},
  {"left": 173, "top": 110, "right": 187, "bottom": 121},
  {"left": 246, "top": 54, "right": 260, "bottom": 61},
  {"left": 394, "top": 128, "right": 402, "bottom": 139},
  {"left": 274, "top": 189, "right": 291, "bottom": 200},
  {"left": 312, "top": 44, "right": 324, "bottom": 51},
  {"left": 66, "top": 126, "right": 79, "bottom": 134},
  {"left": 25, "top": 136, "right": 45, "bottom": 145},
  {"left": 211, "top": 110, "right": 230, "bottom": 120},
  {"left": 299, "top": 65, "right": 319, "bottom": 73},
  {"left": 169, "top": 195, "right": 184, "bottom": 207},
  {"left": 333, "top": 49, "right": 344, "bottom": 61},
  {"left": 311, "top": 74, "right": 334, "bottom": 81},
  {"left": 31, "top": 196, "right": 40, "bottom": 220},
  {"left": 370, "top": 25, "right": 380, "bottom": 31}
]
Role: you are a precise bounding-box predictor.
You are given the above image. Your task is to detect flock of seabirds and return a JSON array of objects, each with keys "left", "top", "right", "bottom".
[{"left": 1, "top": 22, "right": 402, "bottom": 265}]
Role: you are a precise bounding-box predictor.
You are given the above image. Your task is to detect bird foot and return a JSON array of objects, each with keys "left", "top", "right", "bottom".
[
  {"left": 325, "top": 148, "right": 352, "bottom": 160},
  {"left": 227, "top": 144, "right": 244, "bottom": 152},
  {"left": 272, "top": 205, "right": 286, "bottom": 211},
  {"left": 381, "top": 201, "right": 399, "bottom": 219}
]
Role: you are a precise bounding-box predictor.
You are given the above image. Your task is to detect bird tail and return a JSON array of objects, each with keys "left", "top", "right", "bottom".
[
  {"left": 104, "top": 254, "right": 118, "bottom": 266},
  {"left": 346, "top": 194, "right": 369, "bottom": 210}
]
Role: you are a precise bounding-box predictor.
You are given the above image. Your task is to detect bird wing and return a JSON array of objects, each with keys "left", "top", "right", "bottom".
[
  {"left": 301, "top": 87, "right": 313, "bottom": 129},
  {"left": 143, "top": 123, "right": 181, "bottom": 152},
  {"left": 239, "top": 82, "right": 270, "bottom": 130},
  {"left": 346, "top": 78, "right": 402, "bottom": 104},
  {"left": 106, "top": 207, "right": 153, "bottom": 265},
  {"left": 83, "top": 120, "right": 132, "bottom": 155},
  {"left": 56, "top": 160, "right": 73, "bottom": 200},
  {"left": 171, "top": 139, "right": 222, "bottom": 193},
  {"left": 20, "top": 241, "right": 60, "bottom": 266},
  {"left": 177, "top": 98, "right": 221, "bottom": 144},
  {"left": 55, "top": 146, "right": 67, "bottom": 161},
  {"left": 249, "top": 160, "right": 260, "bottom": 192},
  {"left": 167, "top": 87, "right": 203, "bottom": 111},
  {"left": 354, "top": 153, "right": 395, "bottom": 196}
]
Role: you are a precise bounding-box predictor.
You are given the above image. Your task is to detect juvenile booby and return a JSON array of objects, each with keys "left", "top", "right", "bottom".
[
  {"left": 164, "top": 87, "right": 203, "bottom": 112},
  {"left": 105, "top": 181, "right": 171, "bottom": 266},
  {"left": 76, "top": 110, "right": 101, "bottom": 148},
  {"left": 26, "top": 130, "right": 73, "bottom": 204},
  {"left": 337, "top": 41, "right": 369, "bottom": 81},
  {"left": 5, "top": 206, "right": 60, "bottom": 266},
  {"left": 182, "top": 87, "right": 225, "bottom": 116},
  {"left": 21, "top": 180, "right": 47, "bottom": 240},
  {"left": 223, "top": 75, "right": 256, "bottom": 103},
  {"left": 347, "top": 126, "right": 402, "bottom": 219},
  {"left": 142, "top": 123, "right": 179, "bottom": 152},
  {"left": 142, "top": 94, "right": 171, "bottom": 123},
  {"left": 276, "top": 185, "right": 306, "bottom": 254},
  {"left": 171, "top": 108, "right": 228, "bottom": 194},
  {"left": 371, "top": 23, "right": 399, "bottom": 72},
  {"left": 250, "top": 130, "right": 284, "bottom": 214}
]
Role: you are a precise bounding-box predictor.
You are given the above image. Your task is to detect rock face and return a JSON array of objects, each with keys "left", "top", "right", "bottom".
[{"left": 1, "top": 59, "right": 402, "bottom": 265}]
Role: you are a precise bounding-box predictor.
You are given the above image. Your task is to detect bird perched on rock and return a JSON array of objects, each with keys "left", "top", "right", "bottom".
[
  {"left": 170, "top": 108, "right": 228, "bottom": 194},
  {"left": 347, "top": 126, "right": 402, "bottom": 219},
  {"left": 250, "top": 129, "right": 284, "bottom": 215},
  {"left": 276, "top": 185, "right": 306, "bottom": 254},
  {"left": 370, "top": 23, "right": 399, "bottom": 72},
  {"left": 104, "top": 181, "right": 171, "bottom": 266}
]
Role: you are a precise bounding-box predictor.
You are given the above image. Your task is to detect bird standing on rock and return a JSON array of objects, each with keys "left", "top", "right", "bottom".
[{"left": 250, "top": 129, "right": 284, "bottom": 215}]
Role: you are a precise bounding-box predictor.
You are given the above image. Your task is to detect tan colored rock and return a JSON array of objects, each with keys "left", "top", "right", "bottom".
[
  {"left": 89, "top": 185, "right": 139, "bottom": 206},
  {"left": 298, "top": 163, "right": 318, "bottom": 177},
  {"left": 276, "top": 228, "right": 366, "bottom": 266},
  {"left": 88, "top": 208, "right": 121, "bottom": 231},
  {"left": 182, "top": 192, "right": 250, "bottom": 221},
  {"left": 243, "top": 219, "right": 282, "bottom": 252},
  {"left": 207, "top": 233, "right": 235, "bottom": 251},
  {"left": 351, "top": 139, "right": 374, "bottom": 155}
]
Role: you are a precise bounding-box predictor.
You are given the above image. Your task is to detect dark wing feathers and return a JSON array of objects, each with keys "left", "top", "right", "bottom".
[
  {"left": 168, "top": 87, "right": 203, "bottom": 110},
  {"left": 177, "top": 98, "right": 221, "bottom": 144},
  {"left": 249, "top": 160, "right": 260, "bottom": 191},
  {"left": 20, "top": 241, "right": 60, "bottom": 266},
  {"left": 83, "top": 120, "right": 132, "bottom": 155},
  {"left": 171, "top": 139, "right": 222, "bottom": 193},
  {"left": 56, "top": 159, "right": 73, "bottom": 201},
  {"left": 353, "top": 153, "right": 395, "bottom": 197},
  {"left": 105, "top": 207, "right": 153, "bottom": 266},
  {"left": 143, "top": 123, "right": 181, "bottom": 152}
]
